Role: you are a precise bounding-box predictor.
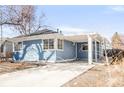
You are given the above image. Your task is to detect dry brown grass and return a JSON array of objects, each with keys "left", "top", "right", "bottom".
[
  {"left": 0, "top": 62, "right": 46, "bottom": 75},
  {"left": 63, "top": 63, "right": 124, "bottom": 87}
]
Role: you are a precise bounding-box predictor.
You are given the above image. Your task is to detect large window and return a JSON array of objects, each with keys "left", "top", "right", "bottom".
[
  {"left": 58, "top": 39, "right": 63, "bottom": 49},
  {"left": 43, "top": 39, "right": 54, "bottom": 50},
  {"left": 81, "top": 44, "right": 88, "bottom": 51},
  {"left": 14, "top": 42, "right": 22, "bottom": 51}
]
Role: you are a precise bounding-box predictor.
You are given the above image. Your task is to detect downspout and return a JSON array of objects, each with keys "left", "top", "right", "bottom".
[
  {"left": 95, "top": 40, "right": 98, "bottom": 63},
  {"left": 75, "top": 42, "right": 77, "bottom": 60}
]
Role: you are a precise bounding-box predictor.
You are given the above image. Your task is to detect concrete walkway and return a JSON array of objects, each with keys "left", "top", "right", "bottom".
[{"left": 0, "top": 62, "right": 94, "bottom": 87}]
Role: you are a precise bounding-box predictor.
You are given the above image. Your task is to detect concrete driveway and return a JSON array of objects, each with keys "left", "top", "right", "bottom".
[{"left": 0, "top": 62, "right": 94, "bottom": 87}]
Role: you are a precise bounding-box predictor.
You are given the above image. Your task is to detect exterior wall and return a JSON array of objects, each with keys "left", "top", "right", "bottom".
[
  {"left": 77, "top": 42, "right": 88, "bottom": 60},
  {"left": 12, "top": 39, "right": 102, "bottom": 62},
  {"left": 13, "top": 39, "right": 56, "bottom": 62},
  {"left": 77, "top": 41, "right": 101, "bottom": 60},
  {"left": 4, "top": 41, "right": 13, "bottom": 53},
  {"left": 56, "top": 40, "right": 76, "bottom": 61}
]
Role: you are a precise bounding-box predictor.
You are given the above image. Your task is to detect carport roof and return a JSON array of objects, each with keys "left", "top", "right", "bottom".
[{"left": 64, "top": 33, "right": 104, "bottom": 42}]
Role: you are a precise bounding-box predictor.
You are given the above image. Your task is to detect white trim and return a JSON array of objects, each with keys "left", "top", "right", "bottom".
[
  {"left": 12, "top": 42, "right": 14, "bottom": 52},
  {"left": 55, "top": 58, "right": 76, "bottom": 63},
  {"left": 10, "top": 33, "right": 64, "bottom": 42},
  {"left": 13, "top": 41, "right": 23, "bottom": 52},
  {"left": 43, "top": 60, "right": 56, "bottom": 63},
  {"left": 57, "top": 39, "right": 64, "bottom": 51},
  {"left": 95, "top": 40, "right": 98, "bottom": 63},
  {"left": 88, "top": 35, "right": 93, "bottom": 64},
  {"left": 9, "top": 33, "right": 104, "bottom": 43},
  {"left": 80, "top": 43, "right": 88, "bottom": 51},
  {"left": 43, "top": 39, "right": 55, "bottom": 51},
  {"left": 54, "top": 38, "right": 57, "bottom": 50}
]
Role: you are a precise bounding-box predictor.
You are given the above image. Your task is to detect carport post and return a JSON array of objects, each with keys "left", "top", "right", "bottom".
[
  {"left": 88, "top": 35, "right": 93, "bottom": 64},
  {"left": 12, "top": 42, "right": 14, "bottom": 52},
  {"left": 95, "top": 40, "right": 98, "bottom": 63}
]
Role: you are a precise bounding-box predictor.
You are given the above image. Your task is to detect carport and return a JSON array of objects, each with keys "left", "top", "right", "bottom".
[{"left": 65, "top": 33, "right": 104, "bottom": 64}]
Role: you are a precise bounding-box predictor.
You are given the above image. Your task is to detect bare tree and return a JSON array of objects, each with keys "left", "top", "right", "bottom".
[{"left": 0, "top": 5, "right": 45, "bottom": 35}]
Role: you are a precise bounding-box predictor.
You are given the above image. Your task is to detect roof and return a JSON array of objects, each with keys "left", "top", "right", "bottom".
[
  {"left": 9, "top": 33, "right": 64, "bottom": 42},
  {"left": 64, "top": 33, "right": 105, "bottom": 42},
  {"left": 14, "top": 29, "right": 58, "bottom": 38},
  {"left": 29, "top": 29, "right": 58, "bottom": 36},
  {"left": 8, "top": 32, "right": 106, "bottom": 43}
]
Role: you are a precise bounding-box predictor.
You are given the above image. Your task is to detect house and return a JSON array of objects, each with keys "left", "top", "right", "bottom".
[
  {"left": 0, "top": 38, "right": 11, "bottom": 56},
  {"left": 4, "top": 29, "right": 108, "bottom": 64},
  {"left": 112, "top": 32, "right": 124, "bottom": 50}
]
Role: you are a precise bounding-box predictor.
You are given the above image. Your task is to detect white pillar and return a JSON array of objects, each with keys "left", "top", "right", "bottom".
[
  {"left": 88, "top": 35, "right": 93, "bottom": 64},
  {"left": 95, "top": 41, "right": 97, "bottom": 63},
  {"left": 54, "top": 38, "right": 58, "bottom": 50},
  {"left": 12, "top": 42, "right": 14, "bottom": 52},
  {"left": 101, "top": 42, "right": 103, "bottom": 57}
]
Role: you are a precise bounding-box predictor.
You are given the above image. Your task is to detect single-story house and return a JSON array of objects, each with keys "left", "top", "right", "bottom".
[{"left": 4, "top": 29, "right": 108, "bottom": 64}]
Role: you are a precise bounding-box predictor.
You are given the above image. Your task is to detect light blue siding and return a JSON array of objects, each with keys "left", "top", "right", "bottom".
[
  {"left": 56, "top": 40, "right": 76, "bottom": 61},
  {"left": 12, "top": 38, "right": 101, "bottom": 62},
  {"left": 77, "top": 42, "right": 88, "bottom": 60},
  {"left": 77, "top": 41, "right": 101, "bottom": 60},
  {"left": 13, "top": 39, "right": 56, "bottom": 62},
  {"left": 43, "top": 51, "right": 56, "bottom": 62}
]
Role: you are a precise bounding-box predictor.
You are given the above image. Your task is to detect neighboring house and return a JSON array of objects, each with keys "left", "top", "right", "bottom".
[
  {"left": 4, "top": 29, "right": 108, "bottom": 64},
  {"left": 112, "top": 32, "right": 124, "bottom": 50},
  {"left": 0, "top": 38, "right": 10, "bottom": 54}
]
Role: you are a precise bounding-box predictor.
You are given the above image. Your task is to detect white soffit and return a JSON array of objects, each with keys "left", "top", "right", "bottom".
[{"left": 64, "top": 35, "right": 88, "bottom": 42}]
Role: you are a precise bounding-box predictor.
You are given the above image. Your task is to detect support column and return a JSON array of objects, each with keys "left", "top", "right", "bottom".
[
  {"left": 95, "top": 41, "right": 98, "bottom": 63},
  {"left": 12, "top": 42, "right": 14, "bottom": 52},
  {"left": 54, "top": 38, "right": 58, "bottom": 50},
  {"left": 88, "top": 35, "right": 93, "bottom": 64},
  {"left": 101, "top": 42, "right": 103, "bottom": 58}
]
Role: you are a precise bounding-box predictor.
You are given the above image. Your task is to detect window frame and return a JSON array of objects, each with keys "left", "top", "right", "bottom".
[
  {"left": 49, "top": 39, "right": 54, "bottom": 49},
  {"left": 80, "top": 43, "right": 88, "bottom": 51},
  {"left": 14, "top": 42, "right": 23, "bottom": 52},
  {"left": 43, "top": 39, "right": 49, "bottom": 50},
  {"left": 57, "top": 39, "right": 64, "bottom": 50},
  {"left": 43, "top": 39, "right": 55, "bottom": 51}
]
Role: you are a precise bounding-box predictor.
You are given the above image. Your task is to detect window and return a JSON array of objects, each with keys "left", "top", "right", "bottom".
[
  {"left": 81, "top": 44, "right": 88, "bottom": 51},
  {"left": 43, "top": 39, "right": 49, "bottom": 50},
  {"left": 58, "top": 39, "right": 63, "bottom": 49},
  {"left": 49, "top": 39, "right": 54, "bottom": 49},
  {"left": 14, "top": 42, "right": 22, "bottom": 51},
  {"left": 43, "top": 39, "right": 54, "bottom": 50}
]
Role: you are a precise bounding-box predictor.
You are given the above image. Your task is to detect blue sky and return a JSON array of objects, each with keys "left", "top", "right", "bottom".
[{"left": 4, "top": 5, "right": 124, "bottom": 40}]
